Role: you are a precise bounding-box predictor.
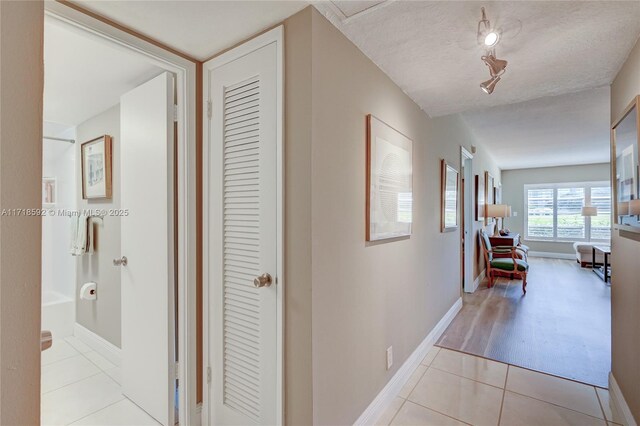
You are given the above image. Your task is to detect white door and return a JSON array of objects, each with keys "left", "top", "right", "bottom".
[
  {"left": 120, "top": 72, "right": 176, "bottom": 426},
  {"left": 205, "top": 28, "right": 282, "bottom": 426}
]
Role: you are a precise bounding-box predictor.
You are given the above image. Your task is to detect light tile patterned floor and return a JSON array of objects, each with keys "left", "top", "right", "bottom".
[
  {"left": 377, "top": 347, "right": 624, "bottom": 426},
  {"left": 41, "top": 337, "right": 160, "bottom": 426}
]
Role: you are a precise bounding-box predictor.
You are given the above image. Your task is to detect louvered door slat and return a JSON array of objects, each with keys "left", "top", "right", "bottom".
[
  {"left": 220, "top": 75, "right": 263, "bottom": 423},
  {"left": 209, "top": 34, "right": 278, "bottom": 425}
]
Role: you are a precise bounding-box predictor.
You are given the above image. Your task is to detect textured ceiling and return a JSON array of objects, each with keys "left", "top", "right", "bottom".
[
  {"left": 461, "top": 86, "right": 611, "bottom": 170},
  {"left": 44, "top": 17, "right": 162, "bottom": 126},
  {"left": 315, "top": 1, "right": 640, "bottom": 117},
  {"left": 72, "top": 0, "right": 308, "bottom": 61}
]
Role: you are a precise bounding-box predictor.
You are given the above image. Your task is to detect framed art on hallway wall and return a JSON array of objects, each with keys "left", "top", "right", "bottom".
[
  {"left": 366, "top": 114, "right": 413, "bottom": 241},
  {"left": 81, "top": 135, "right": 113, "bottom": 200},
  {"left": 441, "top": 159, "right": 459, "bottom": 232},
  {"left": 475, "top": 173, "right": 485, "bottom": 222}
]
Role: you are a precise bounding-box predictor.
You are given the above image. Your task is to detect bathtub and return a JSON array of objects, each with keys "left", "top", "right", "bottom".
[{"left": 42, "top": 291, "right": 74, "bottom": 339}]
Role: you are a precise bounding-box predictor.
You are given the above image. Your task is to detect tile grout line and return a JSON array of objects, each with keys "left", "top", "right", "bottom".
[
  {"left": 42, "top": 371, "right": 104, "bottom": 396},
  {"left": 497, "top": 365, "right": 510, "bottom": 425},
  {"left": 505, "top": 388, "right": 607, "bottom": 421},
  {"left": 65, "top": 396, "right": 126, "bottom": 426},
  {"left": 594, "top": 386, "right": 610, "bottom": 423},
  {"left": 402, "top": 398, "right": 473, "bottom": 426},
  {"left": 428, "top": 364, "right": 506, "bottom": 390},
  {"left": 386, "top": 397, "right": 406, "bottom": 425}
]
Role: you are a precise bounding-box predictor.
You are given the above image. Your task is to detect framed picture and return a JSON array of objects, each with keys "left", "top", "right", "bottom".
[
  {"left": 81, "top": 135, "right": 112, "bottom": 200},
  {"left": 475, "top": 174, "right": 485, "bottom": 222},
  {"left": 441, "top": 160, "right": 459, "bottom": 232},
  {"left": 485, "top": 172, "right": 495, "bottom": 225},
  {"left": 612, "top": 95, "right": 640, "bottom": 232},
  {"left": 42, "top": 177, "right": 56, "bottom": 207},
  {"left": 495, "top": 183, "right": 502, "bottom": 204},
  {"left": 366, "top": 114, "right": 413, "bottom": 241}
]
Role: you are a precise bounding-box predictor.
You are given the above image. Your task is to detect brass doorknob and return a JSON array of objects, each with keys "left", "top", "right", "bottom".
[{"left": 254, "top": 273, "right": 272, "bottom": 288}]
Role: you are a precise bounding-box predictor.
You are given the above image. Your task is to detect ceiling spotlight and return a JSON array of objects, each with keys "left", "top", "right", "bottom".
[
  {"left": 477, "top": 7, "right": 501, "bottom": 48},
  {"left": 481, "top": 54, "right": 507, "bottom": 77},
  {"left": 480, "top": 75, "right": 501, "bottom": 95},
  {"left": 484, "top": 31, "right": 500, "bottom": 47}
]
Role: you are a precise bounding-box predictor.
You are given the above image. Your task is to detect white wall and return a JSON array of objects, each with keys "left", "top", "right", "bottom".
[
  {"left": 42, "top": 123, "right": 76, "bottom": 299},
  {"left": 74, "top": 104, "right": 122, "bottom": 348}
]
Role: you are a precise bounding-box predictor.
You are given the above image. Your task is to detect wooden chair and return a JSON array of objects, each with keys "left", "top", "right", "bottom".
[{"left": 479, "top": 229, "right": 529, "bottom": 294}]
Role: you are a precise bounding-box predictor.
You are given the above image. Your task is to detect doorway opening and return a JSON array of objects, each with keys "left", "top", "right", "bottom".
[{"left": 40, "top": 5, "right": 196, "bottom": 425}]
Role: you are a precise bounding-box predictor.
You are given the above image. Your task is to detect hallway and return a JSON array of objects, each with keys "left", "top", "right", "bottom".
[
  {"left": 378, "top": 347, "right": 621, "bottom": 426},
  {"left": 437, "top": 257, "right": 611, "bottom": 387}
]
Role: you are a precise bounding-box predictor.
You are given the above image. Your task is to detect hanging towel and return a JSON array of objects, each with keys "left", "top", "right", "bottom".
[{"left": 70, "top": 214, "right": 93, "bottom": 256}]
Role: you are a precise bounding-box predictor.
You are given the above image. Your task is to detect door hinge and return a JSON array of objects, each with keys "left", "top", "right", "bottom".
[
  {"left": 207, "top": 100, "right": 212, "bottom": 119},
  {"left": 175, "top": 362, "right": 180, "bottom": 379},
  {"left": 173, "top": 104, "right": 178, "bottom": 122},
  {"left": 207, "top": 366, "right": 212, "bottom": 384}
]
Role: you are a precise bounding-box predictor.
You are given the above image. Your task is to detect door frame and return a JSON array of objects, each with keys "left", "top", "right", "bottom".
[
  {"left": 202, "top": 26, "right": 284, "bottom": 425},
  {"left": 44, "top": 3, "right": 199, "bottom": 425},
  {"left": 461, "top": 146, "right": 474, "bottom": 293}
]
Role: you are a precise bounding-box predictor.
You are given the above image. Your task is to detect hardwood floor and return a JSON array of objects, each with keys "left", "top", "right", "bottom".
[{"left": 436, "top": 257, "right": 611, "bottom": 387}]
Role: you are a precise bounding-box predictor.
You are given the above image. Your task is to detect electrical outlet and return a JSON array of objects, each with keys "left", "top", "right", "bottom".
[
  {"left": 513, "top": 211, "right": 518, "bottom": 217},
  {"left": 386, "top": 346, "right": 393, "bottom": 370}
]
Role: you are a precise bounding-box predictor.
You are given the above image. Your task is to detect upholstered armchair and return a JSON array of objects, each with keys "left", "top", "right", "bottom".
[{"left": 479, "top": 229, "right": 529, "bottom": 294}]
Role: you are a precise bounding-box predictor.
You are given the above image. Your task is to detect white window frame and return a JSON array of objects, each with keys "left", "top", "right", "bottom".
[{"left": 524, "top": 181, "right": 611, "bottom": 243}]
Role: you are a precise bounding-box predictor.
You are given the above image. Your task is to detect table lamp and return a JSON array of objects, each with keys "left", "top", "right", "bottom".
[{"left": 486, "top": 204, "right": 511, "bottom": 236}]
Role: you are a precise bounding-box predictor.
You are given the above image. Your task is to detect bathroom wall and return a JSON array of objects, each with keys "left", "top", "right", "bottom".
[
  {"left": 42, "top": 122, "right": 77, "bottom": 300},
  {"left": 75, "top": 104, "right": 122, "bottom": 348}
]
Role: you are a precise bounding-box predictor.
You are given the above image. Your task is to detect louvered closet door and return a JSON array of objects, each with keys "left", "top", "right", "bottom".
[{"left": 208, "top": 41, "right": 278, "bottom": 425}]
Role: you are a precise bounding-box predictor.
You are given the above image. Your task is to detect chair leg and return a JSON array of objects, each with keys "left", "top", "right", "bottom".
[
  {"left": 522, "top": 273, "right": 527, "bottom": 294},
  {"left": 488, "top": 272, "right": 493, "bottom": 288}
]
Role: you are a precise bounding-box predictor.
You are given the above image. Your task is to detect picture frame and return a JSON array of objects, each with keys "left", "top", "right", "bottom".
[
  {"left": 475, "top": 174, "right": 485, "bottom": 222},
  {"left": 611, "top": 95, "right": 640, "bottom": 232},
  {"left": 485, "top": 171, "right": 495, "bottom": 225},
  {"left": 81, "top": 135, "right": 113, "bottom": 200},
  {"left": 441, "top": 160, "right": 459, "bottom": 232},
  {"left": 42, "top": 177, "right": 56, "bottom": 207},
  {"left": 366, "top": 114, "right": 413, "bottom": 241}
]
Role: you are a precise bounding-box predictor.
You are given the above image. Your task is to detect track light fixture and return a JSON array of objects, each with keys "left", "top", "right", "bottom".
[
  {"left": 480, "top": 75, "right": 501, "bottom": 94},
  {"left": 477, "top": 7, "right": 509, "bottom": 94},
  {"left": 477, "top": 7, "right": 500, "bottom": 48},
  {"left": 481, "top": 54, "right": 507, "bottom": 78}
]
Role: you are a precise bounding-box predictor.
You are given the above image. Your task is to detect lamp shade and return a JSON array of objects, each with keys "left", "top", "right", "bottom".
[
  {"left": 630, "top": 199, "right": 640, "bottom": 215},
  {"left": 486, "top": 204, "right": 510, "bottom": 218},
  {"left": 618, "top": 201, "right": 630, "bottom": 216},
  {"left": 581, "top": 206, "right": 598, "bottom": 217}
]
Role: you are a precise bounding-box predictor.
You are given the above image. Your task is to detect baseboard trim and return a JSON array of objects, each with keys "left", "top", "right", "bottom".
[
  {"left": 528, "top": 251, "right": 575, "bottom": 260},
  {"left": 609, "top": 372, "right": 638, "bottom": 426},
  {"left": 74, "top": 323, "right": 121, "bottom": 367},
  {"left": 354, "top": 297, "right": 463, "bottom": 426},
  {"left": 472, "top": 269, "right": 486, "bottom": 292}
]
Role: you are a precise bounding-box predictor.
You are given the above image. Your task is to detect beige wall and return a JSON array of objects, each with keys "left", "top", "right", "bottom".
[
  {"left": 502, "top": 163, "right": 610, "bottom": 254},
  {"left": 610, "top": 36, "right": 640, "bottom": 423},
  {"left": 283, "top": 8, "right": 314, "bottom": 426},
  {"left": 280, "top": 8, "right": 499, "bottom": 424},
  {"left": 75, "top": 105, "right": 122, "bottom": 347},
  {"left": 0, "top": 1, "right": 44, "bottom": 424}
]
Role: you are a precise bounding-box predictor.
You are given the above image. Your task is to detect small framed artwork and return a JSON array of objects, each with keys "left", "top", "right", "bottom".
[
  {"left": 366, "top": 114, "right": 413, "bottom": 241},
  {"left": 494, "top": 183, "right": 502, "bottom": 204},
  {"left": 441, "top": 160, "right": 459, "bottom": 232},
  {"left": 42, "top": 177, "right": 56, "bottom": 207},
  {"left": 81, "top": 135, "right": 113, "bottom": 200},
  {"left": 485, "top": 171, "right": 495, "bottom": 225},
  {"left": 475, "top": 174, "right": 485, "bottom": 222}
]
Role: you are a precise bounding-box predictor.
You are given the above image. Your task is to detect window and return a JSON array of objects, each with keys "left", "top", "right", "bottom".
[{"left": 524, "top": 182, "right": 611, "bottom": 242}]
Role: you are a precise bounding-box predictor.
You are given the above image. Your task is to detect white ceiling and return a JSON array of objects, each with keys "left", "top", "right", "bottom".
[
  {"left": 44, "top": 17, "right": 162, "bottom": 126},
  {"left": 461, "top": 86, "right": 611, "bottom": 170},
  {"left": 315, "top": 1, "right": 640, "bottom": 117},
  {"left": 72, "top": 0, "right": 309, "bottom": 61}
]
